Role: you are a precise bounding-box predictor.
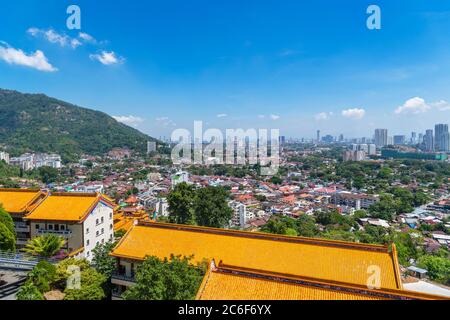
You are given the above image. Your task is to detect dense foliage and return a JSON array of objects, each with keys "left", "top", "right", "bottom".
[
  {"left": 23, "top": 234, "right": 65, "bottom": 257},
  {"left": 0, "top": 205, "right": 15, "bottom": 252},
  {"left": 122, "top": 255, "right": 206, "bottom": 300},
  {"left": 167, "top": 183, "right": 233, "bottom": 228},
  {"left": 0, "top": 89, "right": 157, "bottom": 161}
]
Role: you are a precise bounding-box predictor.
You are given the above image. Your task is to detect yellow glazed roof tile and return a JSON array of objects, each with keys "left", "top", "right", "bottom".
[
  {"left": 25, "top": 193, "right": 102, "bottom": 222},
  {"left": 0, "top": 189, "right": 45, "bottom": 214},
  {"left": 195, "top": 263, "right": 448, "bottom": 300},
  {"left": 111, "top": 222, "right": 402, "bottom": 290}
]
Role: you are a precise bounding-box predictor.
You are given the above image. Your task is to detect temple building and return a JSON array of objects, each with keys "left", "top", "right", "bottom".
[
  {"left": 0, "top": 189, "right": 115, "bottom": 260},
  {"left": 109, "top": 221, "right": 446, "bottom": 300},
  {"left": 0, "top": 189, "right": 47, "bottom": 247}
]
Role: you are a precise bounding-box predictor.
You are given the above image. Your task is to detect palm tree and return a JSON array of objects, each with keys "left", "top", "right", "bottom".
[{"left": 23, "top": 234, "right": 65, "bottom": 258}]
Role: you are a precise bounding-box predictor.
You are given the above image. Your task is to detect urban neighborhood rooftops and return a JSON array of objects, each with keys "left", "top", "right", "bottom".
[{"left": 111, "top": 221, "right": 403, "bottom": 290}]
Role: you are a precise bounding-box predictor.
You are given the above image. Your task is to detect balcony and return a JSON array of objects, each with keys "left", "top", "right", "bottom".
[
  {"left": 37, "top": 229, "right": 72, "bottom": 238},
  {"left": 111, "top": 272, "right": 135, "bottom": 287},
  {"left": 15, "top": 226, "right": 30, "bottom": 233}
]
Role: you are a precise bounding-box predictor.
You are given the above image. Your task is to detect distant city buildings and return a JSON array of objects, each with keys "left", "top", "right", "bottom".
[
  {"left": 107, "top": 148, "right": 132, "bottom": 160},
  {"left": 0, "top": 151, "right": 9, "bottom": 164},
  {"left": 229, "top": 201, "right": 249, "bottom": 229},
  {"left": 393, "top": 135, "right": 406, "bottom": 145},
  {"left": 350, "top": 144, "right": 376, "bottom": 156},
  {"left": 424, "top": 130, "right": 435, "bottom": 152},
  {"left": 171, "top": 171, "right": 190, "bottom": 187},
  {"left": 374, "top": 129, "right": 388, "bottom": 147},
  {"left": 9, "top": 153, "right": 62, "bottom": 170},
  {"left": 147, "top": 141, "right": 157, "bottom": 154},
  {"left": 435, "top": 124, "right": 450, "bottom": 152},
  {"left": 343, "top": 150, "right": 366, "bottom": 162}
]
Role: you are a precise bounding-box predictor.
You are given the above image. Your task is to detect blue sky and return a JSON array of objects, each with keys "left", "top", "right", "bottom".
[{"left": 1, "top": 0, "right": 450, "bottom": 139}]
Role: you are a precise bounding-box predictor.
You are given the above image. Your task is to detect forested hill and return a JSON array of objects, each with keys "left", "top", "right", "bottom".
[{"left": 0, "top": 89, "right": 157, "bottom": 161}]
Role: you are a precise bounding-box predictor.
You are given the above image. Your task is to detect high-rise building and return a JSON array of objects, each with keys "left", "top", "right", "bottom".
[
  {"left": 374, "top": 129, "right": 388, "bottom": 147},
  {"left": 367, "top": 144, "right": 377, "bottom": 155},
  {"left": 316, "top": 130, "right": 321, "bottom": 143},
  {"left": 147, "top": 141, "right": 157, "bottom": 154},
  {"left": 424, "top": 130, "right": 434, "bottom": 152},
  {"left": 411, "top": 132, "right": 417, "bottom": 144},
  {"left": 418, "top": 133, "right": 424, "bottom": 145},
  {"left": 435, "top": 124, "right": 450, "bottom": 152},
  {"left": 393, "top": 135, "right": 406, "bottom": 145},
  {"left": 0, "top": 151, "right": 9, "bottom": 164}
]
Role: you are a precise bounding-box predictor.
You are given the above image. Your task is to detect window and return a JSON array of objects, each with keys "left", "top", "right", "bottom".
[
  {"left": 110, "top": 212, "right": 112, "bottom": 219},
  {"left": 86, "top": 251, "right": 90, "bottom": 257},
  {"left": 101, "top": 228, "right": 104, "bottom": 234},
  {"left": 87, "top": 240, "right": 90, "bottom": 246},
  {"left": 48, "top": 224, "right": 53, "bottom": 230},
  {"left": 110, "top": 224, "right": 113, "bottom": 230},
  {"left": 101, "top": 217, "right": 104, "bottom": 223},
  {"left": 96, "top": 219, "right": 99, "bottom": 225},
  {"left": 61, "top": 225, "right": 65, "bottom": 231},
  {"left": 35, "top": 225, "right": 40, "bottom": 230},
  {"left": 101, "top": 239, "right": 104, "bottom": 244},
  {"left": 96, "top": 231, "right": 99, "bottom": 236}
]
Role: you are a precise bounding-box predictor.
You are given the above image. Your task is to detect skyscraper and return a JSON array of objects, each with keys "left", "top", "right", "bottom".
[
  {"left": 435, "top": 124, "right": 449, "bottom": 152},
  {"left": 424, "top": 130, "right": 434, "bottom": 152},
  {"left": 316, "top": 130, "right": 321, "bottom": 143},
  {"left": 411, "top": 132, "right": 417, "bottom": 144},
  {"left": 375, "top": 129, "right": 388, "bottom": 147},
  {"left": 393, "top": 135, "right": 406, "bottom": 145}
]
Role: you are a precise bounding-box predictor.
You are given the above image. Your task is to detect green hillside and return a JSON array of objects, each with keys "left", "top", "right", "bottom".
[{"left": 0, "top": 89, "right": 157, "bottom": 161}]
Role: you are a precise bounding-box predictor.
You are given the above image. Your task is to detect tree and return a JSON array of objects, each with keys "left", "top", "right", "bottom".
[
  {"left": 296, "top": 215, "right": 319, "bottom": 237},
  {"left": 38, "top": 166, "right": 59, "bottom": 184},
  {"left": 0, "top": 206, "right": 15, "bottom": 236},
  {"left": 417, "top": 255, "right": 450, "bottom": 285},
  {"left": 122, "top": 255, "right": 206, "bottom": 300},
  {"left": 368, "top": 194, "right": 397, "bottom": 221},
  {"left": 64, "top": 268, "right": 107, "bottom": 300},
  {"left": 0, "top": 223, "right": 15, "bottom": 252},
  {"left": 26, "top": 261, "right": 57, "bottom": 293},
  {"left": 92, "top": 241, "right": 117, "bottom": 278},
  {"left": 194, "top": 187, "right": 233, "bottom": 228},
  {"left": 23, "top": 234, "right": 65, "bottom": 257},
  {"left": 167, "top": 182, "right": 195, "bottom": 224},
  {"left": 16, "top": 282, "right": 45, "bottom": 300}
]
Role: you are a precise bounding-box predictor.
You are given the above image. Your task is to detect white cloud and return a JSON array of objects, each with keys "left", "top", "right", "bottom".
[
  {"left": 156, "top": 117, "right": 176, "bottom": 128},
  {"left": 315, "top": 112, "right": 333, "bottom": 121},
  {"left": 217, "top": 113, "right": 228, "bottom": 118},
  {"left": 113, "top": 115, "right": 144, "bottom": 126},
  {"left": 90, "top": 51, "right": 124, "bottom": 65},
  {"left": 0, "top": 43, "right": 57, "bottom": 72},
  {"left": 395, "top": 97, "right": 431, "bottom": 115},
  {"left": 28, "top": 28, "right": 78, "bottom": 48},
  {"left": 342, "top": 108, "right": 366, "bottom": 120},
  {"left": 270, "top": 114, "right": 280, "bottom": 120},
  {"left": 257, "top": 115, "right": 265, "bottom": 119},
  {"left": 432, "top": 100, "right": 450, "bottom": 111},
  {"left": 28, "top": 28, "right": 100, "bottom": 49},
  {"left": 79, "top": 32, "right": 95, "bottom": 43}
]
